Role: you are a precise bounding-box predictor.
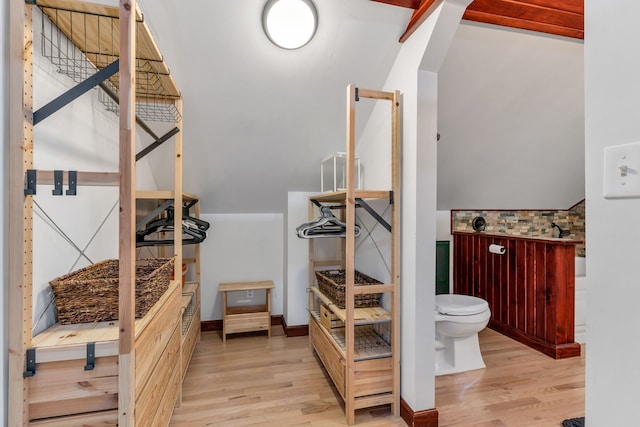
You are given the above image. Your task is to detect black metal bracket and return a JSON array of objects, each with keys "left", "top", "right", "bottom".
[
  {"left": 84, "top": 342, "right": 96, "bottom": 371},
  {"left": 33, "top": 59, "right": 119, "bottom": 125},
  {"left": 135, "top": 127, "right": 181, "bottom": 162},
  {"left": 23, "top": 348, "right": 36, "bottom": 378},
  {"left": 66, "top": 170, "right": 77, "bottom": 195},
  {"left": 356, "top": 198, "right": 392, "bottom": 232},
  {"left": 24, "top": 169, "right": 37, "bottom": 195},
  {"left": 355, "top": 87, "right": 359, "bottom": 102},
  {"left": 52, "top": 170, "right": 63, "bottom": 195}
]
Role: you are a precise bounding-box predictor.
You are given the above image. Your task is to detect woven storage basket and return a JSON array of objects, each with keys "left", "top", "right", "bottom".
[
  {"left": 315, "top": 269, "right": 382, "bottom": 309},
  {"left": 50, "top": 258, "right": 174, "bottom": 325}
]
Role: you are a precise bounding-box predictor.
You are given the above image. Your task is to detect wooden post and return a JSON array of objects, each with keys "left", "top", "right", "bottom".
[
  {"left": 345, "top": 84, "right": 357, "bottom": 426},
  {"left": 390, "top": 90, "right": 401, "bottom": 417},
  {"left": 8, "top": 1, "right": 33, "bottom": 425},
  {"left": 118, "top": 0, "right": 136, "bottom": 425},
  {"left": 174, "top": 98, "right": 183, "bottom": 279}
]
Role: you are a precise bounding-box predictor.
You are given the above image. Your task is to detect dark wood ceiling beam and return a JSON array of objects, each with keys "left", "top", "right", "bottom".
[
  {"left": 505, "top": 0, "right": 583, "bottom": 15},
  {"left": 463, "top": 9, "right": 583, "bottom": 39},
  {"left": 370, "top": 0, "right": 421, "bottom": 8},
  {"left": 464, "top": 0, "right": 583, "bottom": 31},
  {"left": 370, "top": 0, "right": 584, "bottom": 42},
  {"left": 398, "top": 0, "right": 440, "bottom": 43}
]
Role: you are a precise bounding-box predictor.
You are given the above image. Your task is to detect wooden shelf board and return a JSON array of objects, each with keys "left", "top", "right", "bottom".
[
  {"left": 218, "top": 280, "right": 275, "bottom": 293},
  {"left": 310, "top": 286, "right": 391, "bottom": 324},
  {"left": 182, "top": 282, "right": 198, "bottom": 296},
  {"left": 136, "top": 190, "right": 198, "bottom": 202},
  {"left": 36, "top": 0, "right": 180, "bottom": 100},
  {"left": 226, "top": 304, "right": 268, "bottom": 316},
  {"left": 309, "top": 312, "right": 391, "bottom": 361},
  {"left": 180, "top": 294, "right": 192, "bottom": 312},
  {"left": 31, "top": 281, "right": 180, "bottom": 360},
  {"left": 310, "top": 190, "right": 391, "bottom": 204}
]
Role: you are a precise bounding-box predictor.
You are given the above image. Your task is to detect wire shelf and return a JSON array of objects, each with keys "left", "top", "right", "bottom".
[{"left": 40, "top": 6, "right": 181, "bottom": 123}]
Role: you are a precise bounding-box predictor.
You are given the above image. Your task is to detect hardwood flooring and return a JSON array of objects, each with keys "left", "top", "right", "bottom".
[
  {"left": 170, "top": 327, "right": 584, "bottom": 427},
  {"left": 436, "top": 329, "right": 585, "bottom": 427}
]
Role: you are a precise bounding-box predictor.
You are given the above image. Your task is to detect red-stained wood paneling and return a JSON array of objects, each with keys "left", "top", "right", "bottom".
[
  {"left": 371, "top": 0, "right": 584, "bottom": 41},
  {"left": 452, "top": 232, "right": 580, "bottom": 359}
]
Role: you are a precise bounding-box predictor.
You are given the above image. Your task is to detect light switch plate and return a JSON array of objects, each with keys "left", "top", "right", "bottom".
[{"left": 604, "top": 142, "right": 640, "bottom": 199}]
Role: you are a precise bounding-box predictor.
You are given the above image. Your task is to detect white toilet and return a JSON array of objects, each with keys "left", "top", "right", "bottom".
[{"left": 435, "top": 294, "right": 491, "bottom": 376}]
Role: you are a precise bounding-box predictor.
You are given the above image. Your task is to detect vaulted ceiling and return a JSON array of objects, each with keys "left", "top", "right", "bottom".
[
  {"left": 137, "top": 0, "right": 584, "bottom": 213},
  {"left": 371, "top": 0, "right": 584, "bottom": 41}
]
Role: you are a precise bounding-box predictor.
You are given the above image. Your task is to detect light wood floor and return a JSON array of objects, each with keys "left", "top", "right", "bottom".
[{"left": 170, "top": 327, "right": 584, "bottom": 427}]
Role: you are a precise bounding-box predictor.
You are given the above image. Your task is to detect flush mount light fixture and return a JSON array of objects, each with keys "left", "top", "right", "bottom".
[{"left": 262, "top": 0, "right": 318, "bottom": 50}]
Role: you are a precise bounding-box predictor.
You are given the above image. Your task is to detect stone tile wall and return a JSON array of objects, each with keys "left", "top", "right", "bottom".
[{"left": 451, "top": 200, "right": 586, "bottom": 257}]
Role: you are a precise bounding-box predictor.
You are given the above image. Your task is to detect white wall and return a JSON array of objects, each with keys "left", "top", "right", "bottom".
[
  {"left": 437, "top": 22, "right": 584, "bottom": 210},
  {"left": 1, "top": 0, "right": 8, "bottom": 422},
  {"left": 357, "top": 0, "right": 471, "bottom": 412},
  {"left": 584, "top": 2, "right": 640, "bottom": 424},
  {"left": 29, "top": 8, "right": 159, "bottom": 334},
  {"left": 286, "top": 192, "right": 315, "bottom": 327},
  {"left": 199, "top": 214, "right": 284, "bottom": 321}
]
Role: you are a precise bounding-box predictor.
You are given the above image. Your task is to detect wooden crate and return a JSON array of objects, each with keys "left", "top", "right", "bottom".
[{"left": 320, "top": 304, "right": 343, "bottom": 330}]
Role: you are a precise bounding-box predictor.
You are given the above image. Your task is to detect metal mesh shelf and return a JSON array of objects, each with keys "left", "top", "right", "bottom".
[{"left": 39, "top": 5, "right": 181, "bottom": 123}]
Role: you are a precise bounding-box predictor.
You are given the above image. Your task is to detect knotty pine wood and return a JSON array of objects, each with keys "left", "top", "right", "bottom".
[
  {"left": 170, "top": 326, "right": 584, "bottom": 426},
  {"left": 436, "top": 328, "right": 585, "bottom": 426}
]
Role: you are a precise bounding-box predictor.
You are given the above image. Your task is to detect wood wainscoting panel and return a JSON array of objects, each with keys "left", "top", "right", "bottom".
[{"left": 453, "top": 232, "right": 580, "bottom": 359}]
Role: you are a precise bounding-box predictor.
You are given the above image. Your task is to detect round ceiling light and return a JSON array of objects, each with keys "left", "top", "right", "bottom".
[{"left": 262, "top": 0, "right": 318, "bottom": 50}]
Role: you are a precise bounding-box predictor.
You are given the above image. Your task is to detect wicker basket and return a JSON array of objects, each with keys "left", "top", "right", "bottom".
[
  {"left": 50, "top": 258, "right": 174, "bottom": 325},
  {"left": 315, "top": 269, "right": 382, "bottom": 309}
]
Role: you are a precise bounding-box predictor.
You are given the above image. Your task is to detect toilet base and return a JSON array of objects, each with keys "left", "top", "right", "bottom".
[{"left": 435, "top": 332, "right": 486, "bottom": 376}]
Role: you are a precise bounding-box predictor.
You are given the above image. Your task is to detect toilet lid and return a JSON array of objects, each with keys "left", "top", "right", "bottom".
[{"left": 435, "top": 294, "right": 489, "bottom": 316}]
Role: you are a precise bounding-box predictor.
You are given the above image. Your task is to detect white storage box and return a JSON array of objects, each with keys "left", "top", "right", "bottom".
[{"left": 321, "top": 152, "right": 363, "bottom": 192}]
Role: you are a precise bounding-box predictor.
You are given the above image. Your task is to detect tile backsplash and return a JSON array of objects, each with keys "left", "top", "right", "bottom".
[{"left": 451, "top": 200, "right": 586, "bottom": 257}]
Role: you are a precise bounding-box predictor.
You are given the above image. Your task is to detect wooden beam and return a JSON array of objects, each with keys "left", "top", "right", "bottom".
[
  {"left": 399, "top": 0, "right": 441, "bottom": 43},
  {"left": 8, "top": 0, "right": 34, "bottom": 425},
  {"left": 370, "top": 0, "right": 421, "bottom": 8},
  {"left": 345, "top": 84, "right": 357, "bottom": 426},
  {"left": 30, "top": 170, "right": 119, "bottom": 187},
  {"left": 462, "top": 9, "right": 583, "bottom": 39},
  {"left": 396, "top": 0, "right": 584, "bottom": 42},
  {"left": 118, "top": 0, "right": 136, "bottom": 425},
  {"left": 463, "top": 0, "right": 584, "bottom": 39}
]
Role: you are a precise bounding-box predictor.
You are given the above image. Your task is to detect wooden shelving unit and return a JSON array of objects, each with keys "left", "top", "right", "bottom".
[
  {"left": 7, "top": 1, "right": 196, "bottom": 425},
  {"left": 136, "top": 191, "right": 203, "bottom": 387},
  {"left": 307, "top": 85, "right": 401, "bottom": 425}
]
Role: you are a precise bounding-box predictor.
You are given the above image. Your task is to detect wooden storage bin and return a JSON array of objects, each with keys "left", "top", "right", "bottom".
[{"left": 320, "top": 304, "right": 343, "bottom": 330}]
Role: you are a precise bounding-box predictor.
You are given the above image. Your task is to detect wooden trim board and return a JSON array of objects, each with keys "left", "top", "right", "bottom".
[{"left": 400, "top": 399, "right": 439, "bottom": 427}]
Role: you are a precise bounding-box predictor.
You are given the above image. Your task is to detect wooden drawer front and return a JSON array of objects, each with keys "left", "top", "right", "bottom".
[
  {"left": 29, "top": 409, "right": 118, "bottom": 426},
  {"left": 310, "top": 320, "right": 345, "bottom": 398},
  {"left": 354, "top": 356, "right": 393, "bottom": 397},
  {"left": 135, "top": 323, "right": 181, "bottom": 427},
  {"left": 182, "top": 304, "right": 201, "bottom": 379},
  {"left": 225, "top": 312, "right": 270, "bottom": 334},
  {"left": 135, "top": 283, "right": 181, "bottom": 396},
  {"left": 28, "top": 356, "right": 118, "bottom": 421}
]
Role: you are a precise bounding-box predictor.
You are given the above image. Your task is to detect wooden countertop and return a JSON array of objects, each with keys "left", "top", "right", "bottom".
[{"left": 452, "top": 231, "right": 582, "bottom": 245}]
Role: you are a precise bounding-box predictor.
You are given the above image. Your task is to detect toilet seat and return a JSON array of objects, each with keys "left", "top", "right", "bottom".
[{"left": 436, "top": 294, "right": 489, "bottom": 316}]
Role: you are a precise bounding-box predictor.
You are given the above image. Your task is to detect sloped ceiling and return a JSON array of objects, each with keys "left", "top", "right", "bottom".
[
  {"left": 138, "top": 0, "right": 411, "bottom": 213},
  {"left": 437, "top": 22, "right": 584, "bottom": 210},
  {"left": 138, "top": 0, "right": 584, "bottom": 214}
]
